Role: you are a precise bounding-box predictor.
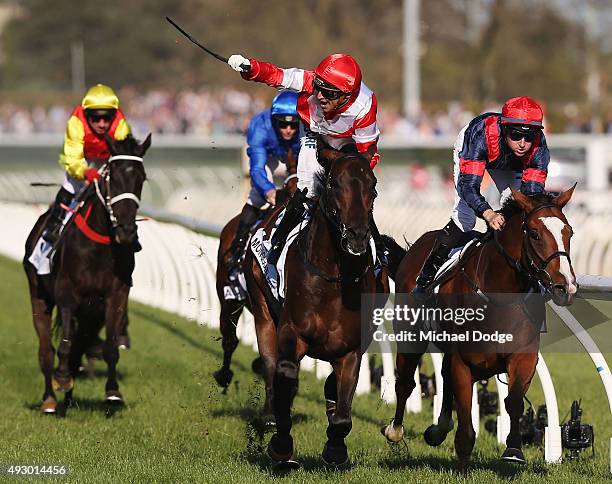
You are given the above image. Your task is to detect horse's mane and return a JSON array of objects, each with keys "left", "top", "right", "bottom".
[
  {"left": 312, "top": 150, "right": 370, "bottom": 198},
  {"left": 500, "top": 192, "right": 557, "bottom": 218},
  {"left": 113, "top": 134, "right": 140, "bottom": 152}
]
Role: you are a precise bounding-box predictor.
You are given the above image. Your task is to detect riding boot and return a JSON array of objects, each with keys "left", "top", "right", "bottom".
[
  {"left": 369, "top": 216, "right": 388, "bottom": 267},
  {"left": 267, "top": 188, "right": 308, "bottom": 267},
  {"left": 412, "top": 220, "right": 466, "bottom": 300},
  {"left": 42, "top": 187, "right": 73, "bottom": 244},
  {"left": 227, "top": 204, "right": 261, "bottom": 279}
]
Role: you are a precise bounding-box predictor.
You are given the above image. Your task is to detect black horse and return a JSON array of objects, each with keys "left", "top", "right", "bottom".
[{"left": 23, "top": 134, "right": 151, "bottom": 413}]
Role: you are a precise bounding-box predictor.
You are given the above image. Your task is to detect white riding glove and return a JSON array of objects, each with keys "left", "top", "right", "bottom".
[{"left": 228, "top": 54, "right": 251, "bottom": 72}]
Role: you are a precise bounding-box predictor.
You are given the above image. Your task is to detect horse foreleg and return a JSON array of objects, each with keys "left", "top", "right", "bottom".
[
  {"left": 255, "top": 319, "right": 278, "bottom": 430},
  {"left": 268, "top": 323, "right": 299, "bottom": 463},
  {"left": 424, "top": 352, "right": 455, "bottom": 446},
  {"left": 321, "top": 351, "right": 361, "bottom": 467},
  {"left": 501, "top": 353, "right": 538, "bottom": 463},
  {"left": 53, "top": 306, "right": 75, "bottom": 393},
  {"left": 31, "top": 298, "right": 57, "bottom": 413},
  {"left": 213, "top": 300, "right": 243, "bottom": 389},
  {"left": 451, "top": 354, "right": 475, "bottom": 473},
  {"left": 382, "top": 352, "right": 420, "bottom": 443},
  {"left": 103, "top": 291, "right": 128, "bottom": 404}
]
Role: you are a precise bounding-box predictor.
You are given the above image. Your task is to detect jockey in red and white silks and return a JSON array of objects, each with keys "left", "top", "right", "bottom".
[{"left": 228, "top": 53, "right": 380, "bottom": 199}]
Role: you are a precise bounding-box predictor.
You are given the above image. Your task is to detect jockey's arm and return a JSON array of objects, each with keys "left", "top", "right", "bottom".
[
  {"left": 456, "top": 124, "right": 492, "bottom": 218},
  {"left": 353, "top": 93, "right": 381, "bottom": 169},
  {"left": 521, "top": 133, "right": 549, "bottom": 195},
  {"left": 229, "top": 55, "right": 314, "bottom": 94},
  {"left": 246, "top": 121, "right": 275, "bottom": 198},
  {"left": 114, "top": 114, "right": 131, "bottom": 140},
  {"left": 59, "top": 115, "right": 87, "bottom": 180}
]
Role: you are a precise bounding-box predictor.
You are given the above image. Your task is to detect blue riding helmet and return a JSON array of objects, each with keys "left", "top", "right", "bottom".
[{"left": 271, "top": 90, "right": 299, "bottom": 123}]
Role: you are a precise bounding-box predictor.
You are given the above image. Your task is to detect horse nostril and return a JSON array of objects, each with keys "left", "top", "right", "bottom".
[{"left": 553, "top": 284, "right": 567, "bottom": 294}]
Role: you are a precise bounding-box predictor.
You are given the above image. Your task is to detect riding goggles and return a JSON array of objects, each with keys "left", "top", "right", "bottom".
[
  {"left": 314, "top": 77, "right": 347, "bottom": 100},
  {"left": 86, "top": 109, "right": 116, "bottom": 123},
  {"left": 507, "top": 127, "right": 539, "bottom": 143},
  {"left": 277, "top": 121, "right": 299, "bottom": 129}
]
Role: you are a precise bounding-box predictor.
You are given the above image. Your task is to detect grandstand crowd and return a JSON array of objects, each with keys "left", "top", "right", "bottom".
[{"left": 1, "top": 87, "right": 610, "bottom": 138}]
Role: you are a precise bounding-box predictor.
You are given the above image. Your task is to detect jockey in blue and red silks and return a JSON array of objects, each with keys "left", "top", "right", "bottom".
[
  {"left": 226, "top": 52, "right": 386, "bottom": 265},
  {"left": 412, "top": 96, "right": 550, "bottom": 297},
  {"left": 226, "top": 90, "right": 301, "bottom": 275}
]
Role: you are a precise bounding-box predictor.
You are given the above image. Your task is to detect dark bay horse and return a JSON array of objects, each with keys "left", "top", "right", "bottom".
[
  {"left": 244, "top": 147, "right": 389, "bottom": 466},
  {"left": 382, "top": 187, "right": 577, "bottom": 471},
  {"left": 213, "top": 151, "right": 298, "bottom": 390},
  {"left": 23, "top": 134, "right": 151, "bottom": 413}
]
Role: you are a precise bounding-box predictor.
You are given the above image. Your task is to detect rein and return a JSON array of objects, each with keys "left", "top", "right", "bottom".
[
  {"left": 68, "top": 154, "right": 144, "bottom": 245},
  {"left": 492, "top": 203, "right": 571, "bottom": 291}
]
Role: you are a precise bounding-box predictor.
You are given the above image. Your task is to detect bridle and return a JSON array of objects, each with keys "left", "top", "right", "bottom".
[
  {"left": 494, "top": 203, "right": 572, "bottom": 292},
  {"left": 93, "top": 154, "right": 144, "bottom": 229},
  {"left": 318, "top": 154, "right": 377, "bottom": 256}
]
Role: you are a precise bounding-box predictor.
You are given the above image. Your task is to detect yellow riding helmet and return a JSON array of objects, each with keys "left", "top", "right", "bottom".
[{"left": 81, "top": 84, "right": 119, "bottom": 110}]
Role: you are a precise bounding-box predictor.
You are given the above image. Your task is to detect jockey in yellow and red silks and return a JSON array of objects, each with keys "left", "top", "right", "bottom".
[{"left": 43, "top": 84, "right": 131, "bottom": 244}]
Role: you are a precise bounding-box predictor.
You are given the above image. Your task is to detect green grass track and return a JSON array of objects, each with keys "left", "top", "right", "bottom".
[{"left": 0, "top": 254, "right": 610, "bottom": 483}]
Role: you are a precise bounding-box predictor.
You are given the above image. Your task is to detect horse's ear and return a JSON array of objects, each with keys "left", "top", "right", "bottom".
[
  {"left": 105, "top": 132, "right": 118, "bottom": 155},
  {"left": 553, "top": 182, "right": 577, "bottom": 208},
  {"left": 511, "top": 188, "right": 537, "bottom": 212},
  {"left": 138, "top": 133, "right": 152, "bottom": 157}
]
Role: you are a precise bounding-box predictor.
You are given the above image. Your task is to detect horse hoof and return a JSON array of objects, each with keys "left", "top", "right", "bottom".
[
  {"left": 501, "top": 447, "right": 526, "bottom": 464},
  {"left": 272, "top": 459, "right": 301, "bottom": 472},
  {"left": 41, "top": 396, "right": 57, "bottom": 414},
  {"left": 213, "top": 368, "right": 233, "bottom": 388},
  {"left": 105, "top": 390, "right": 124, "bottom": 404},
  {"left": 267, "top": 434, "right": 294, "bottom": 463},
  {"left": 251, "top": 357, "right": 264, "bottom": 375},
  {"left": 52, "top": 375, "right": 74, "bottom": 393},
  {"left": 381, "top": 422, "right": 405, "bottom": 443},
  {"left": 423, "top": 424, "right": 450, "bottom": 447},
  {"left": 321, "top": 441, "right": 349, "bottom": 467}
]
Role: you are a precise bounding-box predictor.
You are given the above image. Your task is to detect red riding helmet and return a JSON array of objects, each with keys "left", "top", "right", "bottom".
[
  {"left": 314, "top": 54, "right": 362, "bottom": 94},
  {"left": 501, "top": 96, "right": 544, "bottom": 128}
]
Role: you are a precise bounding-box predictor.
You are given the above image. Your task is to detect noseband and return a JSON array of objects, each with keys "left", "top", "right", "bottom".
[
  {"left": 495, "top": 203, "right": 572, "bottom": 291},
  {"left": 94, "top": 155, "right": 143, "bottom": 229}
]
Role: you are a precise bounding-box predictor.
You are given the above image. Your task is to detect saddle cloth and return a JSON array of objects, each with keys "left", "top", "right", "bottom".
[
  {"left": 28, "top": 209, "right": 75, "bottom": 276},
  {"left": 250, "top": 207, "right": 377, "bottom": 303},
  {"left": 432, "top": 237, "right": 480, "bottom": 293}
]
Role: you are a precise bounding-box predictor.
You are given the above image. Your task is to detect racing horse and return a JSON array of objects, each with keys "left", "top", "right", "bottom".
[
  {"left": 213, "top": 150, "right": 298, "bottom": 390},
  {"left": 23, "top": 134, "right": 151, "bottom": 413},
  {"left": 244, "top": 146, "right": 390, "bottom": 466},
  {"left": 382, "top": 187, "right": 577, "bottom": 471}
]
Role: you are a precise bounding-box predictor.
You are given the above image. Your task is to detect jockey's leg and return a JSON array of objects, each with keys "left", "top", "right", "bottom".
[
  {"left": 228, "top": 202, "right": 261, "bottom": 275},
  {"left": 268, "top": 129, "right": 321, "bottom": 265},
  {"left": 412, "top": 219, "right": 468, "bottom": 298},
  {"left": 488, "top": 169, "right": 522, "bottom": 208},
  {"left": 42, "top": 176, "right": 76, "bottom": 244}
]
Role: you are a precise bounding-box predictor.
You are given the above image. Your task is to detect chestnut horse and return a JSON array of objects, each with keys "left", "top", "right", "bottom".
[
  {"left": 213, "top": 150, "right": 297, "bottom": 390},
  {"left": 383, "top": 187, "right": 577, "bottom": 471},
  {"left": 23, "top": 134, "right": 151, "bottom": 413},
  {"left": 244, "top": 147, "right": 389, "bottom": 467}
]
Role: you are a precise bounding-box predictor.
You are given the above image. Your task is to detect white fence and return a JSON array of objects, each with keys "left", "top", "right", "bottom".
[{"left": 1, "top": 202, "right": 611, "bottom": 469}]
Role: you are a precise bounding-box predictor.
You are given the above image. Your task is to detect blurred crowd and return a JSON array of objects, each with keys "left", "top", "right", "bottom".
[{"left": 1, "top": 88, "right": 611, "bottom": 137}]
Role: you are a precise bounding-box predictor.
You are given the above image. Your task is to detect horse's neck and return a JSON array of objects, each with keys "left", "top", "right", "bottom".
[
  {"left": 478, "top": 215, "right": 525, "bottom": 291},
  {"left": 86, "top": 193, "right": 111, "bottom": 238}
]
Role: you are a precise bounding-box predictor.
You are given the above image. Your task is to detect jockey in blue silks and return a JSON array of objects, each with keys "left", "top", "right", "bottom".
[
  {"left": 227, "top": 90, "right": 301, "bottom": 274},
  {"left": 412, "top": 96, "right": 551, "bottom": 299}
]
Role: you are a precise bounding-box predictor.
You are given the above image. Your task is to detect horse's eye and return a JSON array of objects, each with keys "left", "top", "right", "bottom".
[{"left": 529, "top": 230, "right": 540, "bottom": 241}]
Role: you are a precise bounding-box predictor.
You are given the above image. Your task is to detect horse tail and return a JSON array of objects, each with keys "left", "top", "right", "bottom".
[{"left": 381, "top": 234, "right": 408, "bottom": 280}]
